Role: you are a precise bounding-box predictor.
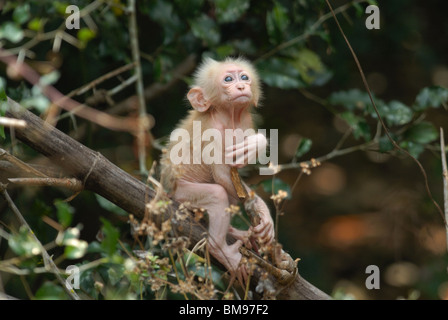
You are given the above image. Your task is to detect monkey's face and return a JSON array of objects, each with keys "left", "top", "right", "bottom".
[{"left": 218, "top": 64, "right": 254, "bottom": 107}]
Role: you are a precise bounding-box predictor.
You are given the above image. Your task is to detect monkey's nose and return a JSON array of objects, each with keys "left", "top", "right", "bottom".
[{"left": 236, "top": 83, "right": 245, "bottom": 90}]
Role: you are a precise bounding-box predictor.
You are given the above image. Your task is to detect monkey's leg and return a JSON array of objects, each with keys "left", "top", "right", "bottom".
[{"left": 174, "top": 180, "right": 246, "bottom": 280}]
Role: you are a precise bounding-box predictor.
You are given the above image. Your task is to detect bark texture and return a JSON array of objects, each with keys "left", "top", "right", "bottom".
[{"left": 5, "top": 98, "right": 330, "bottom": 300}]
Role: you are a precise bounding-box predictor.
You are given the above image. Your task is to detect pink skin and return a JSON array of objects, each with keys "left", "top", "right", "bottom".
[
  {"left": 225, "top": 133, "right": 268, "bottom": 168},
  {"left": 174, "top": 166, "right": 274, "bottom": 285},
  {"left": 176, "top": 63, "right": 274, "bottom": 285}
]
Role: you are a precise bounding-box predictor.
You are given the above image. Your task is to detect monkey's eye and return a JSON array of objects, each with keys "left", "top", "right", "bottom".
[
  {"left": 224, "top": 76, "right": 233, "bottom": 82},
  {"left": 241, "top": 74, "right": 249, "bottom": 81}
]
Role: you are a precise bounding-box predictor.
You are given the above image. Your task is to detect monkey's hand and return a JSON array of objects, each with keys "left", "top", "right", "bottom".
[
  {"left": 250, "top": 198, "right": 275, "bottom": 246},
  {"left": 251, "top": 214, "right": 275, "bottom": 246},
  {"left": 225, "top": 133, "right": 267, "bottom": 168},
  {"left": 210, "top": 240, "right": 248, "bottom": 286},
  {"left": 228, "top": 226, "right": 259, "bottom": 252}
]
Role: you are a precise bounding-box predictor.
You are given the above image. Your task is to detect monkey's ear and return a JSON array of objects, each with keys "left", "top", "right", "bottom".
[{"left": 187, "top": 87, "right": 211, "bottom": 112}]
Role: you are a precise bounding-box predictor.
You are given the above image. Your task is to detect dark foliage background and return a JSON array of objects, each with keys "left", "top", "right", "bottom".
[{"left": 0, "top": 0, "right": 447, "bottom": 299}]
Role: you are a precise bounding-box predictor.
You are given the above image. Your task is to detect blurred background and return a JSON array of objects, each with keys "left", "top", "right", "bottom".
[{"left": 0, "top": 0, "right": 448, "bottom": 299}]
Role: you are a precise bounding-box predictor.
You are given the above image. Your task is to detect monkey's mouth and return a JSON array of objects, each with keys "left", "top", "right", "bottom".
[{"left": 233, "top": 94, "right": 251, "bottom": 101}]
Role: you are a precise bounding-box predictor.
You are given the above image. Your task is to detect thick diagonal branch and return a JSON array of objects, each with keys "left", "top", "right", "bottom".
[{"left": 5, "top": 97, "right": 330, "bottom": 300}]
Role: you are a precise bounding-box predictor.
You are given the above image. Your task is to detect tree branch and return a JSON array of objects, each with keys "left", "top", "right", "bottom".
[
  {"left": 109, "top": 54, "right": 197, "bottom": 115},
  {"left": 0, "top": 50, "right": 141, "bottom": 133},
  {"left": 127, "top": 0, "right": 149, "bottom": 174},
  {"left": 440, "top": 127, "right": 448, "bottom": 252},
  {"left": 4, "top": 97, "right": 330, "bottom": 300}
]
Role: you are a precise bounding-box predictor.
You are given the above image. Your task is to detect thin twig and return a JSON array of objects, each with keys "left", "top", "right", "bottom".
[
  {"left": 4, "top": 1, "right": 103, "bottom": 57},
  {"left": 109, "top": 54, "right": 196, "bottom": 115},
  {"left": 0, "top": 117, "right": 27, "bottom": 128},
  {"left": 0, "top": 31, "right": 59, "bottom": 58},
  {"left": 0, "top": 148, "right": 47, "bottom": 178},
  {"left": 325, "top": 0, "right": 446, "bottom": 226},
  {"left": 128, "top": 0, "right": 149, "bottom": 175},
  {"left": 255, "top": 0, "right": 369, "bottom": 63},
  {"left": 8, "top": 177, "right": 82, "bottom": 192},
  {"left": 0, "top": 50, "right": 140, "bottom": 133},
  {"left": 440, "top": 128, "right": 448, "bottom": 252},
  {"left": 273, "top": 139, "right": 375, "bottom": 172},
  {"left": 280, "top": 171, "right": 304, "bottom": 214},
  {"left": 66, "top": 63, "right": 136, "bottom": 98},
  {"left": 108, "top": 74, "right": 137, "bottom": 97},
  {"left": 332, "top": 127, "right": 354, "bottom": 152}
]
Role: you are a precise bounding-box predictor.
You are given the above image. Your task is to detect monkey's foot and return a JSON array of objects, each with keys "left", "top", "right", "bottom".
[
  {"left": 273, "top": 244, "right": 297, "bottom": 274},
  {"left": 209, "top": 239, "right": 247, "bottom": 286},
  {"left": 228, "top": 227, "right": 258, "bottom": 252}
]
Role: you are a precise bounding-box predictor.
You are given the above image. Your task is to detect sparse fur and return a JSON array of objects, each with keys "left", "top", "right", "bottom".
[
  {"left": 161, "top": 57, "right": 262, "bottom": 192},
  {"left": 160, "top": 57, "right": 273, "bottom": 284}
]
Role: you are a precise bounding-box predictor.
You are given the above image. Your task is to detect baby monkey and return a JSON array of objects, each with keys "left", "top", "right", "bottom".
[{"left": 161, "top": 57, "right": 274, "bottom": 283}]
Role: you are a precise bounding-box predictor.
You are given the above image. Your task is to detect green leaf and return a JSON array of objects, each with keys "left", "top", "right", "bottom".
[
  {"left": 379, "top": 136, "right": 394, "bottom": 153},
  {"left": 404, "top": 121, "right": 438, "bottom": 144},
  {"left": 173, "top": 0, "right": 204, "bottom": 16},
  {"left": 146, "top": 0, "right": 183, "bottom": 44},
  {"left": 379, "top": 100, "right": 413, "bottom": 126},
  {"left": 189, "top": 14, "right": 220, "bottom": 46},
  {"left": 188, "top": 262, "right": 225, "bottom": 290},
  {"left": 215, "top": 0, "right": 250, "bottom": 23},
  {"left": 292, "top": 48, "right": 332, "bottom": 86},
  {"left": 27, "top": 18, "right": 44, "bottom": 32},
  {"left": 108, "top": 265, "right": 124, "bottom": 285},
  {"left": 414, "top": 86, "right": 448, "bottom": 111},
  {"left": 13, "top": 4, "right": 31, "bottom": 25},
  {"left": 147, "top": 0, "right": 175, "bottom": 23},
  {"left": 295, "top": 138, "right": 312, "bottom": 158},
  {"left": 21, "top": 87, "right": 51, "bottom": 113},
  {"left": 8, "top": 226, "right": 41, "bottom": 256},
  {"left": 0, "top": 22, "right": 24, "bottom": 43},
  {"left": 54, "top": 199, "right": 74, "bottom": 228},
  {"left": 257, "top": 58, "right": 304, "bottom": 89},
  {"left": 331, "top": 90, "right": 412, "bottom": 127},
  {"left": 215, "top": 44, "right": 235, "bottom": 58},
  {"left": 40, "top": 71, "right": 61, "bottom": 86},
  {"left": 78, "top": 28, "right": 96, "bottom": 48},
  {"left": 100, "top": 218, "right": 120, "bottom": 257},
  {"left": 56, "top": 226, "right": 82, "bottom": 246},
  {"left": 328, "top": 89, "right": 373, "bottom": 111},
  {"left": 87, "top": 241, "right": 103, "bottom": 254},
  {"left": 95, "top": 194, "right": 127, "bottom": 216},
  {"left": 53, "top": 2, "right": 70, "bottom": 15},
  {"left": 260, "top": 178, "right": 291, "bottom": 199},
  {"left": 0, "top": 83, "right": 6, "bottom": 101},
  {"left": 35, "top": 282, "right": 68, "bottom": 300},
  {"left": 64, "top": 238, "right": 88, "bottom": 259},
  {"left": 399, "top": 141, "right": 425, "bottom": 159},
  {"left": 339, "top": 111, "right": 371, "bottom": 141},
  {"left": 356, "top": 121, "right": 371, "bottom": 141},
  {"left": 291, "top": 48, "right": 332, "bottom": 85},
  {"left": 352, "top": 3, "right": 364, "bottom": 17},
  {"left": 266, "top": 2, "right": 290, "bottom": 44},
  {"left": 231, "top": 39, "right": 256, "bottom": 55}
]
